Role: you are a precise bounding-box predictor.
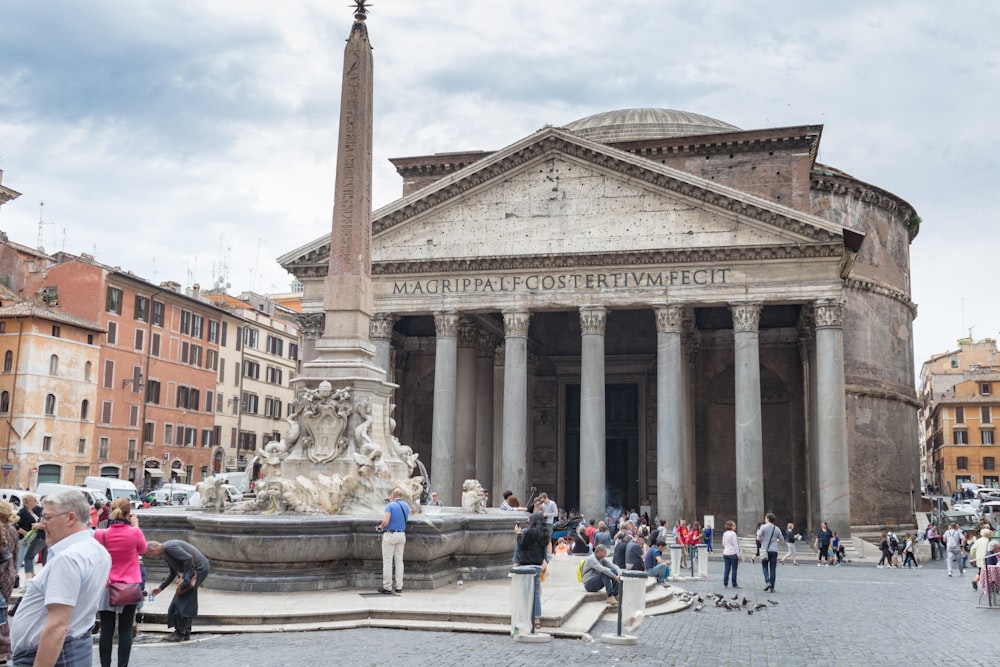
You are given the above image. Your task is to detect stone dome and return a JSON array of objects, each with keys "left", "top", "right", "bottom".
[{"left": 564, "top": 108, "right": 741, "bottom": 143}]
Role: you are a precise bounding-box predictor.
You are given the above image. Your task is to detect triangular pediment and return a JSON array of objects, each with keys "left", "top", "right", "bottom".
[{"left": 279, "top": 127, "right": 861, "bottom": 274}]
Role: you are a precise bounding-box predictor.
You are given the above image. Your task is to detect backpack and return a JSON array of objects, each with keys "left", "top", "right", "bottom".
[
  {"left": 889, "top": 534, "right": 899, "bottom": 551},
  {"left": 576, "top": 558, "right": 585, "bottom": 583}
]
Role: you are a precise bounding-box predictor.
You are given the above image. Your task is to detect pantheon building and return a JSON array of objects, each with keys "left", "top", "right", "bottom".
[{"left": 280, "top": 108, "right": 920, "bottom": 533}]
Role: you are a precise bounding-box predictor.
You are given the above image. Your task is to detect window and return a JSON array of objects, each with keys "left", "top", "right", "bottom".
[
  {"left": 234, "top": 361, "right": 240, "bottom": 386},
  {"left": 164, "top": 424, "right": 173, "bottom": 445},
  {"left": 3, "top": 351, "right": 11, "bottom": 372},
  {"left": 99, "top": 437, "right": 109, "bottom": 460},
  {"left": 103, "top": 360, "right": 114, "bottom": 388},
  {"left": 152, "top": 301, "right": 165, "bottom": 327},
  {"left": 983, "top": 382, "right": 993, "bottom": 396},
  {"left": 264, "top": 397, "right": 282, "bottom": 419},
  {"left": 101, "top": 401, "right": 112, "bottom": 423},
  {"left": 266, "top": 366, "right": 283, "bottom": 385},
  {"left": 181, "top": 341, "right": 189, "bottom": 364},
  {"left": 44, "top": 394, "right": 56, "bottom": 415},
  {"left": 984, "top": 430, "right": 995, "bottom": 445},
  {"left": 37, "top": 464, "right": 61, "bottom": 485},
  {"left": 950, "top": 355, "right": 959, "bottom": 368},
  {"left": 49, "top": 354, "right": 58, "bottom": 374},
  {"left": 954, "top": 430, "right": 969, "bottom": 445},
  {"left": 78, "top": 438, "right": 86, "bottom": 455},
  {"left": 145, "top": 379, "right": 161, "bottom": 405},
  {"left": 143, "top": 421, "right": 154, "bottom": 444},
  {"left": 955, "top": 406, "right": 965, "bottom": 423},
  {"left": 206, "top": 349, "right": 218, "bottom": 371},
  {"left": 106, "top": 286, "right": 123, "bottom": 314},
  {"left": 151, "top": 332, "right": 161, "bottom": 357},
  {"left": 243, "top": 327, "right": 259, "bottom": 349},
  {"left": 51, "top": 325, "right": 61, "bottom": 338},
  {"left": 134, "top": 328, "right": 144, "bottom": 351},
  {"left": 190, "top": 344, "right": 203, "bottom": 367},
  {"left": 266, "top": 335, "right": 283, "bottom": 356},
  {"left": 214, "top": 425, "right": 222, "bottom": 448},
  {"left": 134, "top": 295, "right": 150, "bottom": 321},
  {"left": 289, "top": 343, "right": 299, "bottom": 361},
  {"left": 957, "top": 456, "right": 969, "bottom": 470},
  {"left": 127, "top": 440, "right": 136, "bottom": 461},
  {"left": 176, "top": 425, "right": 185, "bottom": 446},
  {"left": 205, "top": 390, "right": 214, "bottom": 413},
  {"left": 242, "top": 392, "right": 259, "bottom": 415},
  {"left": 985, "top": 457, "right": 996, "bottom": 471},
  {"left": 207, "top": 320, "right": 219, "bottom": 343},
  {"left": 242, "top": 360, "right": 260, "bottom": 380},
  {"left": 0, "top": 391, "right": 8, "bottom": 413},
  {"left": 80, "top": 400, "right": 89, "bottom": 420},
  {"left": 175, "top": 386, "right": 200, "bottom": 410},
  {"left": 42, "top": 436, "right": 52, "bottom": 452},
  {"left": 221, "top": 321, "right": 228, "bottom": 347},
  {"left": 191, "top": 314, "right": 204, "bottom": 339},
  {"left": 180, "top": 310, "right": 191, "bottom": 335},
  {"left": 216, "top": 393, "right": 223, "bottom": 413},
  {"left": 129, "top": 404, "right": 139, "bottom": 427},
  {"left": 84, "top": 361, "right": 92, "bottom": 381},
  {"left": 129, "top": 366, "right": 142, "bottom": 394},
  {"left": 201, "top": 429, "right": 213, "bottom": 448},
  {"left": 983, "top": 406, "right": 992, "bottom": 424},
  {"left": 107, "top": 321, "right": 117, "bottom": 345},
  {"left": 238, "top": 431, "right": 257, "bottom": 451},
  {"left": 185, "top": 427, "right": 197, "bottom": 447}
]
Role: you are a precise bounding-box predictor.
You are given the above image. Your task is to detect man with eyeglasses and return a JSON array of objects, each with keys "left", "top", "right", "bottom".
[{"left": 10, "top": 489, "right": 111, "bottom": 666}]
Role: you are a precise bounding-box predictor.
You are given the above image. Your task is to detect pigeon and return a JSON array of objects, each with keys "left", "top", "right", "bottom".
[
  {"left": 747, "top": 609, "right": 754, "bottom": 615},
  {"left": 696, "top": 595, "right": 704, "bottom": 603},
  {"left": 693, "top": 604, "right": 703, "bottom": 612},
  {"left": 753, "top": 603, "right": 767, "bottom": 611},
  {"left": 767, "top": 599, "right": 779, "bottom": 606},
  {"left": 741, "top": 597, "right": 749, "bottom": 607}
]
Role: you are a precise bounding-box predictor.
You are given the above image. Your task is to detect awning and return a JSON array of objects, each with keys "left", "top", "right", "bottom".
[{"left": 145, "top": 469, "right": 164, "bottom": 478}]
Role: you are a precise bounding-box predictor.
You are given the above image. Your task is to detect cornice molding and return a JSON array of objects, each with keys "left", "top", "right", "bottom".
[
  {"left": 811, "top": 169, "right": 917, "bottom": 236},
  {"left": 369, "top": 243, "right": 843, "bottom": 277},
  {"left": 844, "top": 277, "right": 917, "bottom": 318},
  {"left": 845, "top": 384, "right": 921, "bottom": 408}
]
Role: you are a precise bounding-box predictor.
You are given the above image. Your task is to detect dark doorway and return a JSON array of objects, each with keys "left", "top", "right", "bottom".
[{"left": 564, "top": 383, "right": 640, "bottom": 515}]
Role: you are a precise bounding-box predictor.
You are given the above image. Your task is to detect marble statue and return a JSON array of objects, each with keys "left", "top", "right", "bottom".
[
  {"left": 196, "top": 476, "right": 227, "bottom": 513},
  {"left": 461, "top": 479, "right": 486, "bottom": 514}
]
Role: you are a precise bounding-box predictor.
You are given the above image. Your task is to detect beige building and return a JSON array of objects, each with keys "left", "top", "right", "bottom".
[
  {"left": 0, "top": 292, "right": 103, "bottom": 488},
  {"left": 281, "top": 108, "right": 920, "bottom": 533}
]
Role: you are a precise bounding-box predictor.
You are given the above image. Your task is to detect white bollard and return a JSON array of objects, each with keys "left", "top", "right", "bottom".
[
  {"left": 600, "top": 570, "right": 647, "bottom": 645},
  {"left": 697, "top": 544, "right": 709, "bottom": 578},
  {"left": 669, "top": 544, "right": 684, "bottom": 578},
  {"left": 510, "top": 565, "right": 552, "bottom": 643}
]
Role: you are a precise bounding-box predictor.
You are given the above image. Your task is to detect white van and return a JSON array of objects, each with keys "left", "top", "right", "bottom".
[
  {"left": 214, "top": 471, "right": 251, "bottom": 494},
  {"left": 84, "top": 477, "right": 141, "bottom": 509},
  {"left": 150, "top": 483, "right": 196, "bottom": 506},
  {"left": 35, "top": 483, "right": 108, "bottom": 508},
  {"left": 0, "top": 489, "right": 27, "bottom": 507}
]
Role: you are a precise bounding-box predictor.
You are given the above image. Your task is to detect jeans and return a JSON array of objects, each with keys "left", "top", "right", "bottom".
[
  {"left": 584, "top": 572, "right": 620, "bottom": 598},
  {"left": 21, "top": 537, "right": 46, "bottom": 574},
  {"left": 761, "top": 550, "right": 778, "bottom": 588},
  {"left": 723, "top": 554, "right": 739, "bottom": 587},
  {"left": 646, "top": 563, "right": 669, "bottom": 584},
  {"left": 947, "top": 547, "right": 964, "bottom": 574}
]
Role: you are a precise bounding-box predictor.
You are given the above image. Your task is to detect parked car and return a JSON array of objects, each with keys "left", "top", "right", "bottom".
[
  {"left": 149, "top": 483, "right": 197, "bottom": 506},
  {"left": 35, "top": 483, "right": 108, "bottom": 508},
  {"left": 0, "top": 489, "right": 26, "bottom": 507},
  {"left": 943, "top": 509, "right": 979, "bottom": 533},
  {"left": 84, "top": 476, "right": 142, "bottom": 509}
]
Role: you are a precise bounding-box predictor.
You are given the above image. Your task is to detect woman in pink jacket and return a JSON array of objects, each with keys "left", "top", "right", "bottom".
[{"left": 94, "top": 497, "right": 147, "bottom": 667}]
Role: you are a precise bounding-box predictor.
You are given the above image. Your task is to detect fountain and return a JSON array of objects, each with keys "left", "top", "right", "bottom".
[{"left": 137, "top": 2, "right": 524, "bottom": 592}]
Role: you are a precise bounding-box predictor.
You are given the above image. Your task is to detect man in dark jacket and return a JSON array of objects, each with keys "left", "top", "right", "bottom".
[
  {"left": 147, "top": 540, "right": 211, "bottom": 642},
  {"left": 625, "top": 535, "right": 646, "bottom": 571}
]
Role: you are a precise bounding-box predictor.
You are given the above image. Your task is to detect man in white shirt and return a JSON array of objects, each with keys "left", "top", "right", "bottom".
[
  {"left": 943, "top": 522, "right": 965, "bottom": 576},
  {"left": 11, "top": 489, "right": 112, "bottom": 666},
  {"left": 535, "top": 492, "right": 559, "bottom": 540}
]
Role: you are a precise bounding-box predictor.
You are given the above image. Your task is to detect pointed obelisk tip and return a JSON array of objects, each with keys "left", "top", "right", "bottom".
[{"left": 352, "top": 0, "right": 371, "bottom": 22}]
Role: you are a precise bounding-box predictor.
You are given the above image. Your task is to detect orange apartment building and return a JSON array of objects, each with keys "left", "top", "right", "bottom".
[
  {"left": 920, "top": 338, "right": 1000, "bottom": 493},
  {"left": 25, "top": 256, "right": 229, "bottom": 490}
]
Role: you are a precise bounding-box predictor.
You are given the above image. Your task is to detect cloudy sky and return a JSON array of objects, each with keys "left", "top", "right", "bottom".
[{"left": 1, "top": 1, "right": 997, "bottom": 376}]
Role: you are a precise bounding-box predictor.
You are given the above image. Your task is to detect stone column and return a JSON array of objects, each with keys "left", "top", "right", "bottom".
[
  {"left": 732, "top": 301, "right": 764, "bottom": 533},
  {"left": 654, "top": 304, "right": 685, "bottom": 528},
  {"left": 501, "top": 310, "right": 530, "bottom": 501},
  {"left": 454, "top": 318, "right": 479, "bottom": 498},
  {"left": 579, "top": 306, "right": 607, "bottom": 521},
  {"left": 475, "top": 333, "right": 496, "bottom": 495},
  {"left": 430, "top": 311, "right": 458, "bottom": 505},
  {"left": 369, "top": 313, "right": 397, "bottom": 379},
  {"left": 814, "top": 298, "right": 851, "bottom": 535}
]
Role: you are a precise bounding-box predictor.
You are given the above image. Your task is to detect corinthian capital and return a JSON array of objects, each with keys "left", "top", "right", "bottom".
[
  {"left": 731, "top": 301, "right": 763, "bottom": 333},
  {"left": 433, "top": 311, "right": 459, "bottom": 338},
  {"left": 296, "top": 312, "right": 326, "bottom": 340},
  {"left": 579, "top": 306, "right": 607, "bottom": 335},
  {"left": 457, "top": 317, "right": 479, "bottom": 348},
  {"left": 653, "top": 304, "right": 685, "bottom": 334},
  {"left": 814, "top": 298, "right": 844, "bottom": 329},
  {"left": 369, "top": 313, "right": 397, "bottom": 340},
  {"left": 475, "top": 332, "right": 496, "bottom": 358},
  {"left": 503, "top": 310, "right": 531, "bottom": 338}
]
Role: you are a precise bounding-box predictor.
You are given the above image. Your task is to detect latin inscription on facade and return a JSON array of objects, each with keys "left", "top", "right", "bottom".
[{"left": 391, "top": 268, "right": 732, "bottom": 296}]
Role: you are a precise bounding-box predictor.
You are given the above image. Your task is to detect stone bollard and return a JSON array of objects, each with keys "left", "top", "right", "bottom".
[
  {"left": 697, "top": 544, "right": 709, "bottom": 578},
  {"left": 600, "top": 570, "right": 647, "bottom": 645},
  {"left": 510, "top": 565, "right": 551, "bottom": 643},
  {"left": 669, "top": 544, "right": 684, "bottom": 578}
]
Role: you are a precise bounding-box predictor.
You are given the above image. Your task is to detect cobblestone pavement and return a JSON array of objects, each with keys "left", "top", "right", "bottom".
[{"left": 113, "top": 557, "right": 996, "bottom": 667}]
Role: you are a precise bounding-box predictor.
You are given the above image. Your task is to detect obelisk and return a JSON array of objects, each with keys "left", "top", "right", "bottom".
[
  {"left": 287, "top": 2, "right": 402, "bottom": 482},
  {"left": 314, "top": 1, "right": 379, "bottom": 370}
]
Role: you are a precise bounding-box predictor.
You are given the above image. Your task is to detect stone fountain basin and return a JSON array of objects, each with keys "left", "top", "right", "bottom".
[{"left": 138, "top": 507, "right": 529, "bottom": 592}]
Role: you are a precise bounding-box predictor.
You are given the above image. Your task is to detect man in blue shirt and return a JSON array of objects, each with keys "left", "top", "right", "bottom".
[{"left": 377, "top": 488, "right": 410, "bottom": 594}]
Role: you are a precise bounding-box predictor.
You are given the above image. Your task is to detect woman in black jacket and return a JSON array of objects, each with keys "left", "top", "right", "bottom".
[{"left": 515, "top": 512, "right": 549, "bottom": 630}]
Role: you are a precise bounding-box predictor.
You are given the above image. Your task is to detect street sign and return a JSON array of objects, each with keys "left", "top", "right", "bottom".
[{"left": 1, "top": 464, "right": 12, "bottom": 472}]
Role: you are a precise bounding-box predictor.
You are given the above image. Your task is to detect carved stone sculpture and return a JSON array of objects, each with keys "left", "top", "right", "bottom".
[{"left": 461, "top": 479, "right": 486, "bottom": 514}]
